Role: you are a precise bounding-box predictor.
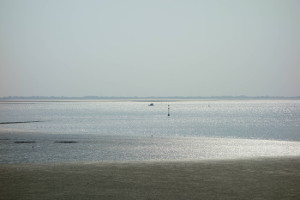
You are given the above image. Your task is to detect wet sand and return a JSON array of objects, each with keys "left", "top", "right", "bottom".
[{"left": 1, "top": 157, "right": 300, "bottom": 200}]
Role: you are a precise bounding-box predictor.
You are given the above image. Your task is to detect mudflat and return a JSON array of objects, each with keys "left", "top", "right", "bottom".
[{"left": 1, "top": 157, "right": 300, "bottom": 200}]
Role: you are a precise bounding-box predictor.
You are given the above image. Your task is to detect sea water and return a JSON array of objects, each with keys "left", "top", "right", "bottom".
[{"left": 0, "top": 100, "right": 300, "bottom": 163}]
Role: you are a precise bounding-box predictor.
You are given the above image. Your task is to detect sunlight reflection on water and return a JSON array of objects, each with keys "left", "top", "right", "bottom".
[
  {"left": 1, "top": 100, "right": 300, "bottom": 163},
  {"left": 0, "top": 100, "right": 299, "bottom": 140},
  {"left": 1, "top": 134, "right": 300, "bottom": 164}
]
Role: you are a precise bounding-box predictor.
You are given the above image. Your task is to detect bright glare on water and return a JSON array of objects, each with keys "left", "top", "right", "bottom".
[{"left": 0, "top": 100, "right": 300, "bottom": 163}]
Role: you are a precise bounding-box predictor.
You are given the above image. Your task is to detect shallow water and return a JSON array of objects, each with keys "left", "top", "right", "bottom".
[{"left": 0, "top": 100, "right": 300, "bottom": 163}]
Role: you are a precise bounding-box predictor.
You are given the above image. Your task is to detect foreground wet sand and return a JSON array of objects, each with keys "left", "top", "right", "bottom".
[{"left": 1, "top": 157, "right": 300, "bottom": 200}]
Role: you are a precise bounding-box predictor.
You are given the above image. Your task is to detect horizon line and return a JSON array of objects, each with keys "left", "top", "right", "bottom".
[{"left": 1, "top": 95, "right": 300, "bottom": 100}]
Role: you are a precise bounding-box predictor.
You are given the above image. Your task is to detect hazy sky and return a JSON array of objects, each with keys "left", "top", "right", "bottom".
[{"left": 0, "top": 0, "right": 299, "bottom": 97}]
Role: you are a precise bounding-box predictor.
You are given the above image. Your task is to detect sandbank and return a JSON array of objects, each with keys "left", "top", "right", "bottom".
[{"left": 1, "top": 157, "right": 300, "bottom": 200}]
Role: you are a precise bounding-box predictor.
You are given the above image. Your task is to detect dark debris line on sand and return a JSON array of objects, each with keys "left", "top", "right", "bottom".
[
  {"left": 54, "top": 141, "right": 78, "bottom": 144},
  {"left": 14, "top": 141, "right": 36, "bottom": 144}
]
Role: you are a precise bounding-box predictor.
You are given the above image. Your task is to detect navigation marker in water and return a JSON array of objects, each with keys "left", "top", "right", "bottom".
[{"left": 168, "top": 105, "right": 170, "bottom": 116}]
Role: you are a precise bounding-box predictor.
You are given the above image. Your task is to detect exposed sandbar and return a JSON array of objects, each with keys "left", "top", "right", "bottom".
[
  {"left": 0, "top": 121, "right": 42, "bottom": 125},
  {"left": 1, "top": 157, "right": 300, "bottom": 200}
]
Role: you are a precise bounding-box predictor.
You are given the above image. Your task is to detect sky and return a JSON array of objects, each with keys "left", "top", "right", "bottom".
[{"left": 0, "top": 0, "right": 299, "bottom": 97}]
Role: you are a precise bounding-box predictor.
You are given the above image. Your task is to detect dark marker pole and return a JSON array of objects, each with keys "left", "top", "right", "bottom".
[{"left": 168, "top": 105, "right": 170, "bottom": 116}]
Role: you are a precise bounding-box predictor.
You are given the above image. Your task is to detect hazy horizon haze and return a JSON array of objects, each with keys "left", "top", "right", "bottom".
[{"left": 1, "top": 0, "right": 299, "bottom": 97}]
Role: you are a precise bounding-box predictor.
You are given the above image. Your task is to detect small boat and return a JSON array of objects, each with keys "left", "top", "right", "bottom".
[{"left": 148, "top": 103, "right": 154, "bottom": 106}]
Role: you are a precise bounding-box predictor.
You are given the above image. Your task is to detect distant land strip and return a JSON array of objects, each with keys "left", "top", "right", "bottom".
[
  {"left": 0, "top": 96, "right": 300, "bottom": 101},
  {"left": 0, "top": 121, "right": 42, "bottom": 125}
]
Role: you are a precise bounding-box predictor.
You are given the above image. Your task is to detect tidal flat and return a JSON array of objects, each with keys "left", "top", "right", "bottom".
[{"left": 1, "top": 157, "right": 300, "bottom": 200}]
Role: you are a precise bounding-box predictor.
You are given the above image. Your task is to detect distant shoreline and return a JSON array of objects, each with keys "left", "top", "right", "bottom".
[{"left": 1, "top": 96, "right": 300, "bottom": 102}]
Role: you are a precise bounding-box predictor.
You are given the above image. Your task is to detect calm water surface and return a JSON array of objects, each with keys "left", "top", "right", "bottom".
[{"left": 0, "top": 100, "right": 300, "bottom": 163}]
